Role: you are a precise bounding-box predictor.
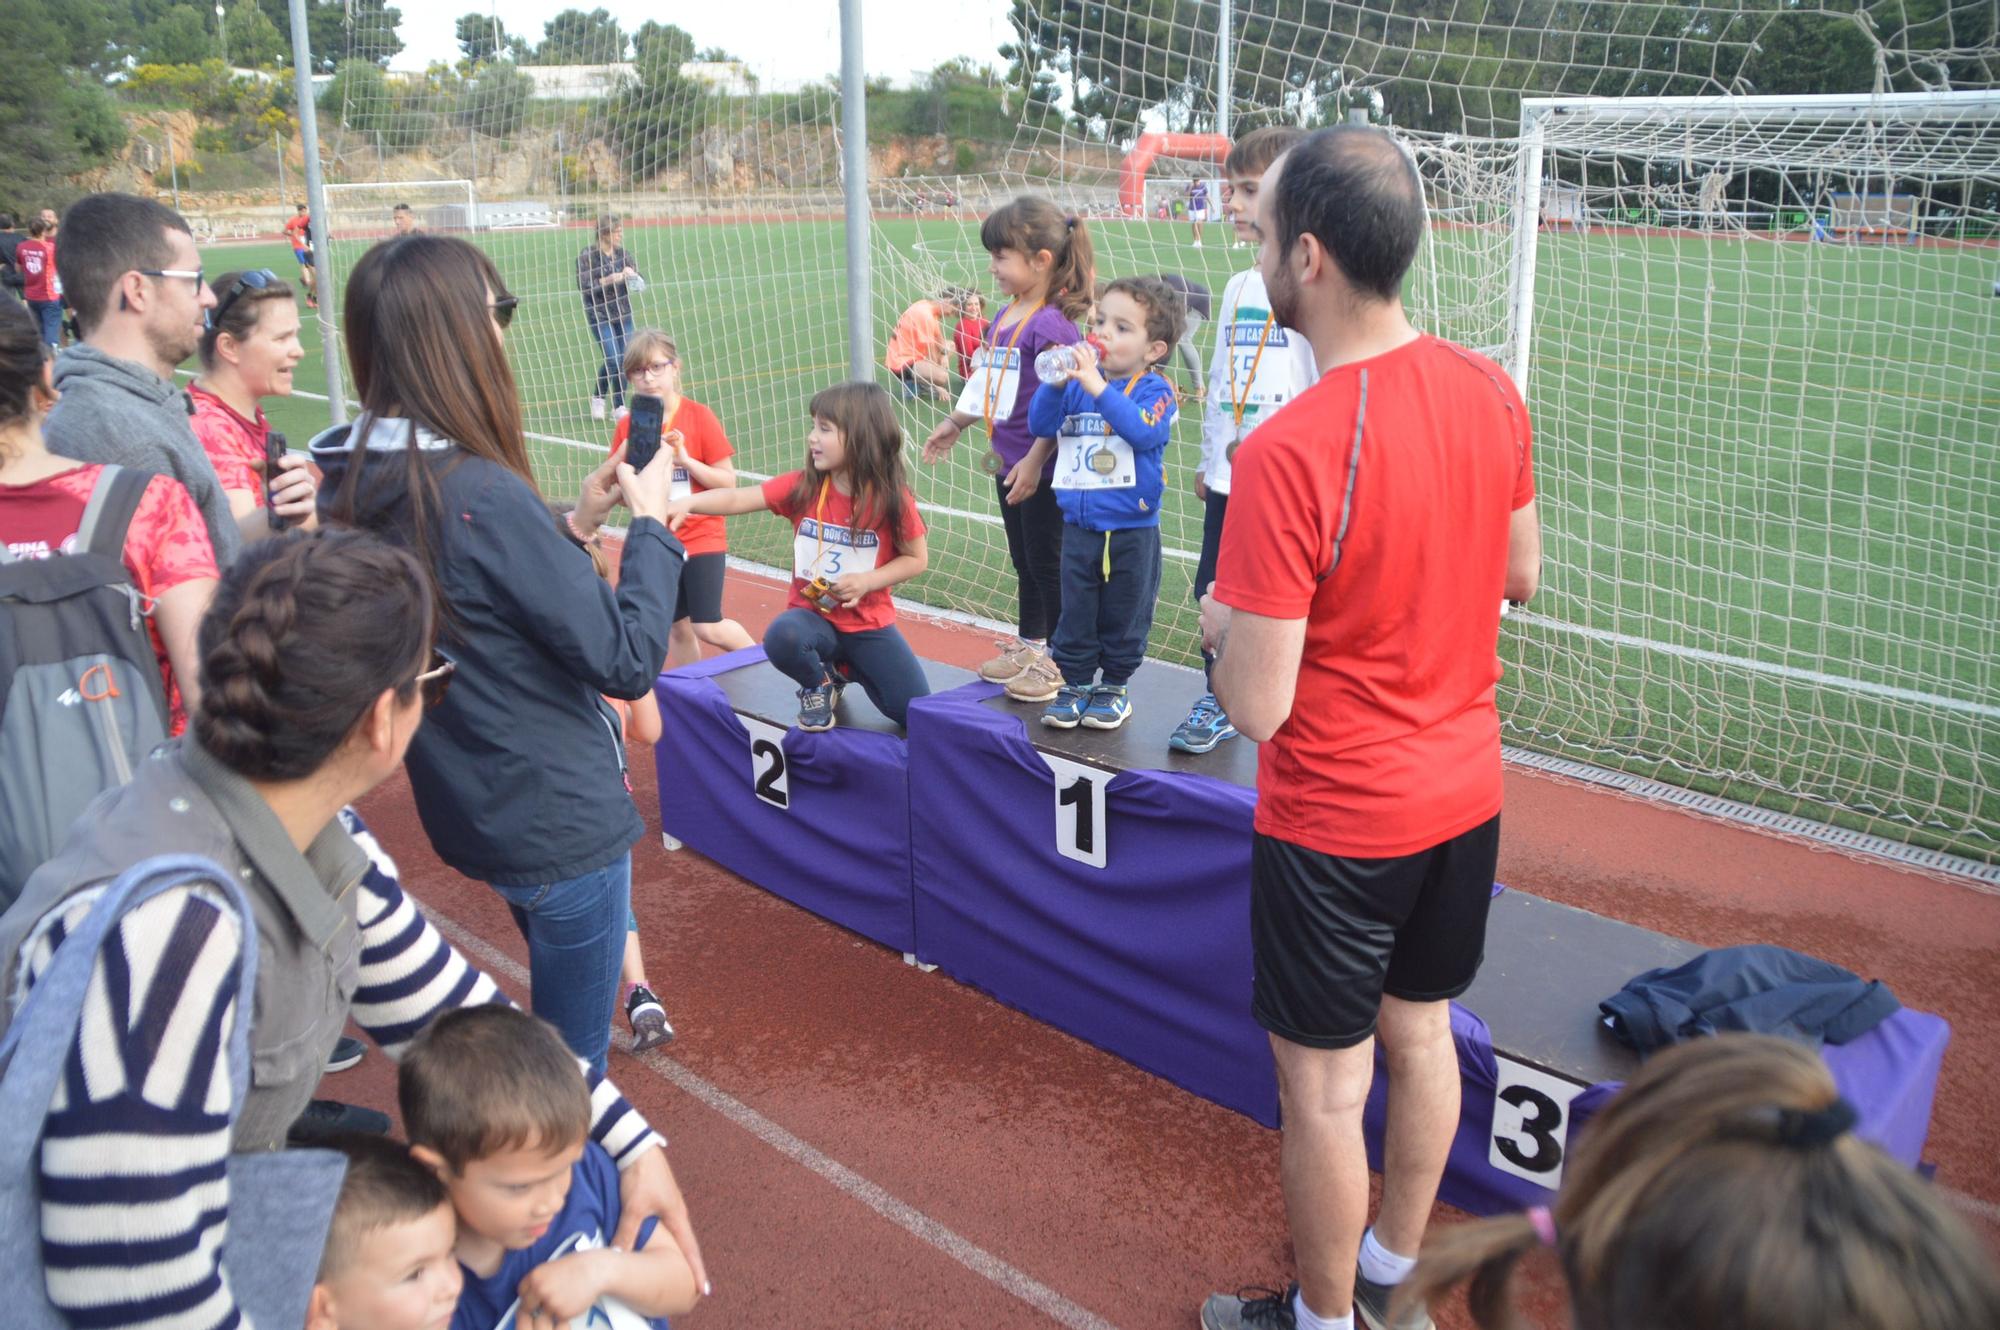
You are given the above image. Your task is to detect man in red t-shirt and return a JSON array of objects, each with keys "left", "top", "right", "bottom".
[{"left": 1198, "top": 128, "right": 1542, "bottom": 1330}]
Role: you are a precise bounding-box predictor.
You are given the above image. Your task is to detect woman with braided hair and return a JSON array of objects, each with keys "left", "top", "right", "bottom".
[
  {"left": 1353, "top": 1034, "right": 1999, "bottom": 1330},
  {"left": 0, "top": 529, "right": 707, "bottom": 1330}
]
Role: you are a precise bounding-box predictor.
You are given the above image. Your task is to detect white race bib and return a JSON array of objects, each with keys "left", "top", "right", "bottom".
[
  {"left": 953, "top": 345, "right": 1022, "bottom": 421},
  {"left": 793, "top": 517, "right": 881, "bottom": 584},
  {"left": 1053, "top": 417, "right": 1136, "bottom": 490},
  {"left": 670, "top": 465, "right": 692, "bottom": 501}
]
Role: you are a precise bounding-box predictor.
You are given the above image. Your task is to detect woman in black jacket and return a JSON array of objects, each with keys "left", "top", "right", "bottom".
[{"left": 315, "top": 233, "right": 684, "bottom": 1075}]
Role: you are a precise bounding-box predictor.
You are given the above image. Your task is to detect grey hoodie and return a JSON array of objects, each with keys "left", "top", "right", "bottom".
[{"left": 44, "top": 344, "right": 241, "bottom": 564}]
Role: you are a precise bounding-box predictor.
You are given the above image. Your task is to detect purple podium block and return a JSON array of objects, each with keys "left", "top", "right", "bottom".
[
  {"left": 907, "top": 668, "right": 1279, "bottom": 1126},
  {"left": 653, "top": 647, "right": 972, "bottom": 954}
]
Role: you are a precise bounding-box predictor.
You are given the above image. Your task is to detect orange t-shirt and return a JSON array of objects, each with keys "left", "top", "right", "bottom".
[
  {"left": 1215, "top": 335, "right": 1535, "bottom": 858},
  {"left": 884, "top": 301, "right": 943, "bottom": 374},
  {"left": 609, "top": 397, "right": 733, "bottom": 556}
]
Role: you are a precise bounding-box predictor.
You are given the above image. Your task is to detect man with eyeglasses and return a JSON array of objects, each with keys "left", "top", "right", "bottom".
[{"left": 42, "top": 192, "right": 316, "bottom": 565}]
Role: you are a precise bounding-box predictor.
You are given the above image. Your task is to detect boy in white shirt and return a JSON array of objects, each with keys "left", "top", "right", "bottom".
[{"left": 1172, "top": 126, "right": 1323, "bottom": 754}]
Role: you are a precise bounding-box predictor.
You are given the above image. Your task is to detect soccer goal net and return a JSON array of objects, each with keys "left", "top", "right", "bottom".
[{"left": 312, "top": 4, "right": 1998, "bottom": 861}]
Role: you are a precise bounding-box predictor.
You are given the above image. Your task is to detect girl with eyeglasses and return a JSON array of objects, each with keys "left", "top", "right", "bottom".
[
  {"left": 313, "top": 233, "right": 689, "bottom": 1082},
  {"left": 189, "top": 269, "right": 319, "bottom": 537},
  {"left": 608, "top": 329, "right": 755, "bottom": 667},
  {"left": 0, "top": 527, "right": 707, "bottom": 1330}
]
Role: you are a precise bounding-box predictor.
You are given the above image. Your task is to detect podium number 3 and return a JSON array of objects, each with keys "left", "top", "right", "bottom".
[
  {"left": 743, "top": 717, "right": 790, "bottom": 810},
  {"left": 1489, "top": 1054, "right": 1583, "bottom": 1189},
  {"left": 1039, "top": 754, "right": 1111, "bottom": 869}
]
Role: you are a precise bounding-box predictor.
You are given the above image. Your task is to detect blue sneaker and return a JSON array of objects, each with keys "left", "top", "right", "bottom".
[
  {"left": 1041, "top": 684, "right": 1090, "bottom": 729},
  {"left": 1169, "top": 693, "right": 1238, "bottom": 753},
  {"left": 796, "top": 678, "right": 841, "bottom": 730},
  {"left": 1082, "top": 683, "right": 1132, "bottom": 730}
]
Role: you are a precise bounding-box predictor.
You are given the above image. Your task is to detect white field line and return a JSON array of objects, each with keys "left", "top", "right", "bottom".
[
  {"left": 423, "top": 907, "right": 1122, "bottom": 1330},
  {"left": 244, "top": 378, "right": 1995, "bottom": 720}
]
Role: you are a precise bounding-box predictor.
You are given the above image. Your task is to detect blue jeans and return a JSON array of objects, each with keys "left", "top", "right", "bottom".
[
  {"left": 28, "top": 300, "right": 61, "bottom": 349},
  {"left": 763, "top": 609, "right": 931, "bottom": 727},
  {"left": 1051, "top": 523, "right": 1164, "bottom": 688},
  {"left": 490, "top": 854, "right": 632, "bottom": 1076},
  {"left": 592, "top": 315, "right": 634, "bottom": 406}
]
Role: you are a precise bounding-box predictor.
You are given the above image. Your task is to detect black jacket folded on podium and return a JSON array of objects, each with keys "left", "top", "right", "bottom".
[
  {"left": 312, "top": 416, "right": 684, "bottom": 887},
  {"left": 1600, "top": 943, "right": 1900, "bottom": 1055}
]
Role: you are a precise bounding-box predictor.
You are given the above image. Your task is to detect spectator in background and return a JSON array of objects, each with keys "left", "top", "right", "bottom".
[
  {"left": 1159, "top": 273, "right": 1212, "bottom": 391},
  {"left": 393, "top": 201, "right": 421, "bottom": 235},
  {"left": 1199, "top": 127, "right": 1541, "bottom": 1330},
  {"left": 1397, "top": 1034, "right": 2000, "bottom": 1330},
  {"left": 0, "top": 213, "right": 24, "bottom": 304},
  {"left": 189, "top": 269, "right": 314, "bottom": 532},
  {"left": 577, "top": 213, "right": 642, "bottom": 421},
  {"left": 283, "top": 202, "right": 319, "bottom": 308},
  {"left": 953, "top": 290, "right": 988, "bottom": 379},
  {"left": 885, "top": 285, "right": 969, "bottom": 401},
  {"left": 316, "top": 233, "right": 686, "bottom": 1080},
  {"left": 1188, "top": 177, "right": 1211, "bottom": 246},
  {"left": 15, "top": 218, "right": 60, "bottom": 349},
  {"left": 43, "top": 192, "right": 318, "bottom": 564}
]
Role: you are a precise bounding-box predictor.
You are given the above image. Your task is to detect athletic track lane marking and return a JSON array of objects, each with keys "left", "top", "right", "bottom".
[{"left": 423, "top": 906, "right": 1123, "bottom": 1330}]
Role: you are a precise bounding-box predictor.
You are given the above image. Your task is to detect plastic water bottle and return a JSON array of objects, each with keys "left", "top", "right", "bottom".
[{"left": 1035, "top": 337, "right": 1103, "bottom": 385}]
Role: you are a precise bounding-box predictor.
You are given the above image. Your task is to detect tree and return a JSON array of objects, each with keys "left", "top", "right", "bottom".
[
  {"left": 461, "top": 60, "right": 533, "bottom": 137},
  {"left": 223, "top": 0, "right": 287, "bottom": 68},
  {"left": 0, "top": 0, "right": 124, "bottom": 216},
  {"left": 137, "top": 4, "right": 220, "bottom": 66},
  {"left": 456, "top": 11, "right": 508, "bottom": 65},
  {"left": 631, "top": 20, "right": 693, "bottom": 68},
  {"left": 608, "top": 38, "right": 708, "bottom": 179},
  {"left": 532, "top": 8, "right": 626, "bottom": 65}
]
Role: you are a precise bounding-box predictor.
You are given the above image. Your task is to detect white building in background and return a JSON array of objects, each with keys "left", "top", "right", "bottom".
[{"left": 519, "top": 63, "right": 637, "bottom": 99}]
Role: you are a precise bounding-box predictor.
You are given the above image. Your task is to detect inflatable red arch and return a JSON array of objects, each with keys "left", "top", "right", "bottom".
[{"left": 1119, "top": 133, "right": 1233, "bottom": 216}]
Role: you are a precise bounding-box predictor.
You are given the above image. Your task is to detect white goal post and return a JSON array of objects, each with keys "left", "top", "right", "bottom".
[{"left": 323, "top": 179, "right": 479, "bottom": 239}]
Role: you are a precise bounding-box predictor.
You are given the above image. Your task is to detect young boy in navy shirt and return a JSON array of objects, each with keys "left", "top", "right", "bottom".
[
  {"left": 400, "top": 1007, "right": 699, "bottom": 1330},
  {"left": 1024, "top": 275, "right": 1184, "bottom": 730}
]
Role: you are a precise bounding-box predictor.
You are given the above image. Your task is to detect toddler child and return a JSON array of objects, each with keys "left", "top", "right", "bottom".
[{"left": 307, "top": 1133, "right": 464, "bottom": 1330}]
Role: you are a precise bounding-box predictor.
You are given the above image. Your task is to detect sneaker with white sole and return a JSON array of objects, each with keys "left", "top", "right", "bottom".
[
  {"left": 1200, "top": 1285, "right": 1297, "bottom": 1330},
  {"left": 1169, "top": 692, "right": 1239, "bottom": 753},
  {"left": 1041, "top": 684, "right": 1090, "bottom": 729},
  {"left": 978, "top": 639, "right": 1041, "bottom": 682},
  {"left": 1002, "top": 652, "right": 1064, "bottom": 702},
  {"left": 590, "top": 395, "right": 608, "bottom": 421},
  {"left": 1353, "top": 1263, "right": 1434, "bottom": 1330},
  {"left": 625, "top": 984, "right": 675, "bottom": 1051},
  {"left": 796, "top": 678, "right": 841, "bottom": 730},
  {"left": 1082, "top": 683, "right": 1131, "bottom": 729},
  {"left": 325, "top": 1035, "right": 366, "bottom": 1073}
]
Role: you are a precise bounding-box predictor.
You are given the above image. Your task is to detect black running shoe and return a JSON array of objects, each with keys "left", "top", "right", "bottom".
[
  {"left": 287, "top": 1098, "right": 390, "bottom": 1146},
  {"left": 625, "top": 983, "right": 676, "bottom": 1051},
  {"left": 1353, "top": 1263, "right": 1434, "bottom": 1330},
  {"left": 325, "top": 1034, "right": 366, "bottom": 1073}
]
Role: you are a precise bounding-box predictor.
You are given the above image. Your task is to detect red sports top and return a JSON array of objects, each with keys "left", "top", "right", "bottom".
[
  {"left": 0, "top": 464, "right": 222, "bottom": 734},
  {"left": 1214, "top": 334, "right": 1535, "bottom": 858},
  {"left": 187, "top": 384, "right": 270, "bottom": 506},
  {"left": 16, "top": 239, "right": 55, "bottom": 303},
  {"left": 610, "top": 397, "right": 733, "bottom": 556},
  {"left": 761, "top": 470, "right": 924, "bottom": 634}
]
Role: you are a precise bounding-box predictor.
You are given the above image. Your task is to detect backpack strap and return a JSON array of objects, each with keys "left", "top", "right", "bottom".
[{"left": 75, "top": 465, "right": 153, "bottom": 563}]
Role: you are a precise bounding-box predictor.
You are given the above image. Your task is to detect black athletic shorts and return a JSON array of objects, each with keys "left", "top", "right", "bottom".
[
  {"left": 673, "top": 550, "right": 727, "bottom": 624},
  {"left": 1250, "top": 814, "right": 1500, "bottom": 1049}
]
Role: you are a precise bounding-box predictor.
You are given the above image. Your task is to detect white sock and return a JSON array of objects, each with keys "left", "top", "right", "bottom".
[
  {"left": 1358, "top": 1227, "right": 1418, "bottom": 1286},
  {"left": 1291, "top": 1290, "right": 1352, "bottom": 1330}
]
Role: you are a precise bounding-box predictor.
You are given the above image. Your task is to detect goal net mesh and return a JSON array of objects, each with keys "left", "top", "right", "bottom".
[{"left": 318, "top": 2, "right": 1999, "bottom": 859}]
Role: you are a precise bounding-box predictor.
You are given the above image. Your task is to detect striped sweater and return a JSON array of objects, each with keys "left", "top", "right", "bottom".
[{"left": 18, "top": 811, "right": 662, "bottom": 1330}]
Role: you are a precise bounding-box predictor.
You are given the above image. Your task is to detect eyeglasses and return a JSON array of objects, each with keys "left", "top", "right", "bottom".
[
  {"left": 489, "top": 295, "right": 520, "bottom": 329},
  {"left": 137, "top": 268, "right": 205, "bottom": 290},
  {"left": 629, "top": 359, "right": 677, "bottom": 379},
  {"left": 209, "top": 268, "right": 279, "bottom": 331},
  {"left": 413, "top": 648, "right": 457, "bottom": 709}
]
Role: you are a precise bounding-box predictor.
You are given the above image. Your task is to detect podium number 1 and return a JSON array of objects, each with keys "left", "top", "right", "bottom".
[
  {"left": 1489, "top": 1054, "right": 1583, "bottom": 1189},
  {"left": 1039, "top": 754, "right": 1111, "bottom": 868},
  {"left": 742, "top": 716, "right": 790, "bottom": 810}
]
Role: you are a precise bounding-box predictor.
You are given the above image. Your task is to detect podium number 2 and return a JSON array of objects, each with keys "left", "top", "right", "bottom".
[
  {"left": 1039, "top": 754, "right": 1111, "bottom": 868},
  {"left": 1489, "top": 1054, "right": 1583, "bottom": 1189},
  {"left": 742, "top": 717, "right": 790, "bottom": 810}
]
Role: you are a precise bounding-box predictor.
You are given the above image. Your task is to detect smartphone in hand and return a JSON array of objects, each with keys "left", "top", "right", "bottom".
[
  {"left": 625, "top": 394, "right": 665, "bottom": 472},
  {"left": 265, "top": 430, "right": 291, "bottom": 531}
]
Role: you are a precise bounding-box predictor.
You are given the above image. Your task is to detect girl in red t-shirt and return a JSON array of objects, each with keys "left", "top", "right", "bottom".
[
  {"left": 663, "top": 381, "right": 931, "bottom": 731},
  {"left": 608, "top": 330, "right": 754, "bottom": 669},
  {"left": 0, "top": 300, "right": 219, "bottom": 732},
  {"left": 188, "top": 269, "right": 318, "bottom": 538}
]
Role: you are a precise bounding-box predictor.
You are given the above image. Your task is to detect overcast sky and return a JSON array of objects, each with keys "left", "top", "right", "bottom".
[{"left": 394, "top": 1, "right": 1017, "bottom": 88}]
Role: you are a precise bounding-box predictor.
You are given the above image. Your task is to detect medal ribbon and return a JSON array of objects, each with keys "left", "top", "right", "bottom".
[
  {"left": 1228, "top": 310, "right": 1278, "bottom": 435},
  {"left": 980, "top": 299, "right": 1044, "bottom": 435}
]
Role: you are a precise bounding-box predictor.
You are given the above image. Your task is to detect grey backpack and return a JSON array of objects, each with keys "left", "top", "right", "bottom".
[{"left": 0, "top": 466, "right": 170, "bottom": 909}]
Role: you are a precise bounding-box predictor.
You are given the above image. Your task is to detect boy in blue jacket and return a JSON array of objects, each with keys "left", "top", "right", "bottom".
[{"left": 1024, "top": 275, "right": 1185, "bottom": 730}]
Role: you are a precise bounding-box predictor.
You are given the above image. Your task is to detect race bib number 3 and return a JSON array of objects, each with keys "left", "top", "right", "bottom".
[
  {"left": 793, "top": 518, "right": 881, "bottom": 584},
  {"left": 954, "top": 346, "right": 1023, "bottom": 420},
  {"left": 1053, "top": 425, "right": 1136, "bottom": 490}
]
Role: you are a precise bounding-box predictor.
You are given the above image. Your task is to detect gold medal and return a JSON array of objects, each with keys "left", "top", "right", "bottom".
[
  {"left": 981, "top": 451, "right": 1003, "bottom": 475},
  {"left": 1089, "top": 448, "right": 1118, "bottom": 476},
  {"left": 1226, "top": 439, "right": 1241, "bottom": 464}
]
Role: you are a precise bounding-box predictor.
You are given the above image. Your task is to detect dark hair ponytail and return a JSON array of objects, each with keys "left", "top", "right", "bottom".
[
  {"left": 980, "top": 195, "right": 1095, "bottom": 322},
  {"left": 194, "top": 529, "right": 434, "bottom": 781},
  {"left": 0, "top": 298, "right": 48, "bottom": 436}
]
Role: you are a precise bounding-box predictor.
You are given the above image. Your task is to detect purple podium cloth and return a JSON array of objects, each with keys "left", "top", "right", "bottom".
[
  {"left": 654, "top": 648, "right": 917, "bottom": 952},
  {"left": 907, "top": 681, "right": 1279, "bottom": 1126}
]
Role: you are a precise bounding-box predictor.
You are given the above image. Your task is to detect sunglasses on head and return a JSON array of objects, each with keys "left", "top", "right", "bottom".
[
  {"left": 208, "top": 268, "right": 280, "bottom": 331},
  {"left": 413, "top": 648, "right": 457, "bottom": 709},
  {"left": 489, "top": 295, "right": 520, "bottom": 329}
]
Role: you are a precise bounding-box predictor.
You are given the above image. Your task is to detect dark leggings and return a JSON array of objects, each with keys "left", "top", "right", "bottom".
[
  {"left": 996, "top": 474, "right": 1064, "bottom": 640},
  {"left": 763, "top": 609, "right": 932, "bottom": 727},
  {"left": 1193, "top": 489, "right": 1228, "bottom": 690}
]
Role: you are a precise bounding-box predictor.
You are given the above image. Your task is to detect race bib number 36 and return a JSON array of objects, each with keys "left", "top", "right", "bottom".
[{"left": 1053, "top": 424, "right": 1136, "bottom": 490}]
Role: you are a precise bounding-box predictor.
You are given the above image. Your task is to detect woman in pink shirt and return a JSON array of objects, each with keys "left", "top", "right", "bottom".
[{"left": 188, "top": 268, "right": 317, "bottom": 535}]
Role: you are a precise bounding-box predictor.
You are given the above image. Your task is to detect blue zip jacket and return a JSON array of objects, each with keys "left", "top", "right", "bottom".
[{"left": 1027, "top": 370, "right": 1178, "bottom": 532}]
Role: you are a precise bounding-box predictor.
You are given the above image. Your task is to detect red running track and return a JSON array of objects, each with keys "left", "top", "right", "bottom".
[{"left": 331, "top": 565, "right": 2000, "bottom": 1329}]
